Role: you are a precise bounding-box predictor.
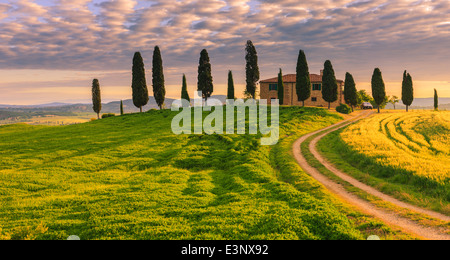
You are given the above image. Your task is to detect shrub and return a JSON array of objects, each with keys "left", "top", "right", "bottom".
[
  {"left": 101, "top": 113, "right": 116, "bottom": 119},
  {"left": 336, "top": 104, "right": 352, "bottom": 114}
]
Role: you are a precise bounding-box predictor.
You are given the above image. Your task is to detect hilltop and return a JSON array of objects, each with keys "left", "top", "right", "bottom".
[{"left": 0, "top": 107, "right": 382, "bottom": 240}]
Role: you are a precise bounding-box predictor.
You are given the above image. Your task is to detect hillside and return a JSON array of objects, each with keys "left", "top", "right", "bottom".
[
  {"left": 0, "top": 107, "right": 379, "bottom": 240},
  {"left": 0, "top": 95, "right": 229, "bottom": 125}
]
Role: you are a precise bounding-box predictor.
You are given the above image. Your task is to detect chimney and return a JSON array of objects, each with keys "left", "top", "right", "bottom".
[{"left": 320, "top": 70, "right": 324, "bottom": 76}]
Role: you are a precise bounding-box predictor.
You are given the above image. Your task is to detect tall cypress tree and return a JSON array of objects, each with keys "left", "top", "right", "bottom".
[
  {"left": 277, "top": 69, "right": 284, "bottom": 105},
  {"left": 371, "top": 68, "right": 386, "bottom": 113},
  {"left": 245, "top": 40, "right": 260, "bottom": 99},
  {"left": 181, "top": 74, "right": 190, "bottom": 106},
  {"left": 434, "top": 89, "right": 439, "bottom": 111},
  {"left": 322, "top": 60, "right": 338, "bottom": 109},
  {"left": 402, "top": 70, "right": 414, "bottom": 112},
  {"left": 131, "top": 52, "right": 149, "bottom": 113},
  {"left": 92, "top": 79, "right": 101, "bottom": 119},
  {"left": 296, "top": 50, "right": 311, "bottom": 106},
  {"left": 197, "top": 49, "right": 213, "bottom": 104},
  {"left": 152, "top": 46, "right": 165, "bottom": 110},
  {"left": 120, "top": 100, "right": 124, "bottom": 115},
  {"left": 227, "top": 70, "right": 235, "bottom": 100},
  {"left": 344, "top": 72, "right": 358, "bottom": 112}
]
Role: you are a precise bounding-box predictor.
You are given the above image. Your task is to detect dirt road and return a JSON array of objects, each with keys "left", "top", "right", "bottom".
[{"left": 292, "top": 111, "right": 450, "bottom": 240}]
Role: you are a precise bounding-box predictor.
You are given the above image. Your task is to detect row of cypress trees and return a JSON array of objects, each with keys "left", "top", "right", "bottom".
[
  {"left": 92, "top": 42, "right": 424, "bottom": 115},
  {"left": 91, "top": 46, "right": 166, "bottom": 117},
  {"left": 277, "top": 50, "right": 341, "bottom": 110},
  {"left": 275, "top": 49, "right": 419, "bottom": 113},
  {"left": 370, "top": 68, "right": 416, "bottom": 113},
  {"left": 132, "top": 46, "right": 165, "bottom": 112},
  {"left": 196, "top": 41, "right": 259, "bottom": 103},
  {"left": 275, "top": 50, "right": 342, "bottom": 110},
  {"left": 92, "top": 40, "right": 261, "bottom": 115}
]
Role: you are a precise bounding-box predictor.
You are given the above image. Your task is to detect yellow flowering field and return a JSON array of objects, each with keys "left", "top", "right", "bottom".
[{"left": 341, "top": 111, "right": 450, "bottom": 191}]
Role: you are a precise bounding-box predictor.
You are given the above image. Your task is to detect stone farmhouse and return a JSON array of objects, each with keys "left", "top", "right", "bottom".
[{"left": 260, "top": 71, "right": 345, "bottom": 108}]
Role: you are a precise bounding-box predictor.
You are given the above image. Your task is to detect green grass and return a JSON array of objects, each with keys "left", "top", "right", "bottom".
[{"left": 0, "top": 107, "right": 391, "bottom": 240}]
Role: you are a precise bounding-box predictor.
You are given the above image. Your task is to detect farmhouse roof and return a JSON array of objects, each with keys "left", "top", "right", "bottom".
[{"left": 260, "top": 74, "right": 344, "bottom": 83}]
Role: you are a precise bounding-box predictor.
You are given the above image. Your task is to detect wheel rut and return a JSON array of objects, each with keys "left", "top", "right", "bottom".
[{"left": 292, "top": 111, "right": 450, "bottom": 240}]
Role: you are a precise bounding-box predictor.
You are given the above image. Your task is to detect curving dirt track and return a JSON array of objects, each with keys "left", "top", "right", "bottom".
[{"left": 292, "top": 111, "right": 450, "bottom": 240}]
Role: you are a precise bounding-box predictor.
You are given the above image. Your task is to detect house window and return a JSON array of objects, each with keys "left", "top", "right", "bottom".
[
  {"left": 312, "top": 97, "right": 317, "bottom": 102},
  {"left": 269, "top": 84, "right": 278, "bottom": 91},
  {"left": 312, "top": 83, "right": 322, "bottom": 91}
]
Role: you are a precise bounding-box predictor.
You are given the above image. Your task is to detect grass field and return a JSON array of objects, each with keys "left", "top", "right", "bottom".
[
  {"left": 319, "top": 111, "right": 450, "bottom": 214},
  {"left": 0, "top": 106, "right": 388, "bottom": 240}
]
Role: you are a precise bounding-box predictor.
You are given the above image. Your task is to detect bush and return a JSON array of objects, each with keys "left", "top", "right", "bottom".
[
  {"left": 336, "top": 104, "right": 352, "bottom": 114},
  {"left": 102, "top": 113, "right": 116, "bottom": 119}
]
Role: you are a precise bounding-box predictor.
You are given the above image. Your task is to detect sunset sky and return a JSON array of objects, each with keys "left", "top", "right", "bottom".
[{"left": 0, "top": 0, "right": 449, "bottom": 105}]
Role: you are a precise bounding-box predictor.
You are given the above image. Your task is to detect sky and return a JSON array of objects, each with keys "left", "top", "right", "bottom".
[{"left": 0, "top": 0, "right": 449, "bottom": 105}]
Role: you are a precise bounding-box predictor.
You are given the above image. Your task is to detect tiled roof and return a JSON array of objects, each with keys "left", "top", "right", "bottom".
[{"left": 260, "top": 74, "right": 343, "bottom": 83}]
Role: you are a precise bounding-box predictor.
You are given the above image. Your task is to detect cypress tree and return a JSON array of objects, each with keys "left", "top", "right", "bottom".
[
  {"left": 344, "top": 72, "right": 358, "bottom": 112},
  {"left": 402, "top": 70, "right": 414, "bottom": 112},
  {"left": 245, "top": 40, "right": 260, "bottom": 99},
  {"left": 131, "top": 52, "right": 149, "bottom": 113},
  {"left": 120, "top": 100, "right": 124, "bottom": 115},
  {"left": 322, "top": 60, "right": 338, "bottom": 109},
  {"left": 434, "top": 89, "right": 439, "bottom": 111},
  {"left": 227, "top": 70, "right": 235, "bottom": 100},
  {"left": 181, "top": 74, "right": 190, "bottom": 106},
  {"left": 92, "top": 79, "right": 101, "bottom": 119},
  {"left": 277, "top": 69, "right": 284, "bottom": 105},
  {"left": 197, "top": 49, "right": 213, "bottom": 104},
  {"left": 371, "top": 68, "right": 386, "bottom": 113},
  {"left": 296, "top": 50, "right": 311, "bottom": 106},
  {"left": 152, "top": 46, "right": 165, "bottom": 110}
]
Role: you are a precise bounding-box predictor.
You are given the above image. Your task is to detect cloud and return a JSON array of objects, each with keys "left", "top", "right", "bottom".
[{"left": 0, "top": 0, "right": 449, "bottom": 103}]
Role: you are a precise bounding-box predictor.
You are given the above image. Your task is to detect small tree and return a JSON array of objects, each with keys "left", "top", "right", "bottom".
[
  {"left": 120, "top": 100, "right": 124, "bottom": 115},
  {"left": 296, "top": 50, "right": 311, "bottom": 106},
  {"left": 402, "top": 70, "right": 414, "bottom": 112},
  {"left": 370, "top": 95, "right": 389, "bottom": 110},
  {"left": 227, "top": 70, "right": 235, "bottom": 100},
  {"left": 371, "top": 68, "right": 386, "bottom": 113},
  {"left": 152, "top": 46, "right": 165, "bottom": 110},
  {"left": 131, "top": 52, "right": 149, "bottom": 113},
  {"left": 344, "top": 72, "right": 358, "bottom": 112},
  {"left": 245, "top": 40, "right": 260, "bottom": 99},
  {"left": 389, "top": 96, "right": 400, "bottom": 110},
  {"left": 357, "top": 89, "right": 374, "bottom": 106},
  {"left": 322, "top": 60, "right": 338, "bottom": 109},
  {"left": 277, "top": 69, "right": 284, "bottom": 105},
  {"left": 181, "top": 74, "right": 190, "bottom": 106},
  {"left": 197, "top": 49, "right": 213, "bottom": 104},
  {"left": 92, "top": 79, "right": 101, "bottom": 119},
  {"left": 434, "top": 89, "right": 439, "bottom": 111}
]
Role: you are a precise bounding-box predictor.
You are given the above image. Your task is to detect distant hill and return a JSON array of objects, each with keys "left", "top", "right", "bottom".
[
  {"left": 0, "top": 95, "right": 228, "bottom": 115},
  {"left": 385, "top": 97, "right": 450, "bottom": 110},
  {"left": 4, "top": 95, "right": 445, "bottom": 113},
  {"left": 0, "top": 102, "right": 73, "bottom": 109}
]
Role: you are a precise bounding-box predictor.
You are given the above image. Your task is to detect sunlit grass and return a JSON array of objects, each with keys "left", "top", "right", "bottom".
[
  {"left": 0, "top": 107, "right": 370, "bottom": 240},
  {"left": 319, "top": 111, "right": 450, "bottom": 214}
]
